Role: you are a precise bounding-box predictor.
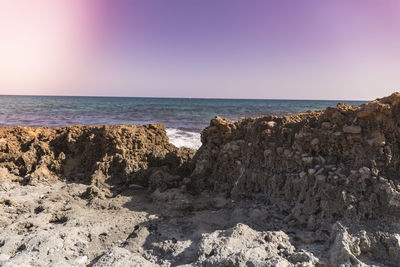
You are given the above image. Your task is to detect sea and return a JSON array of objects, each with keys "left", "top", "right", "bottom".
[{"left": 0, "top": 96, "right": 367, "bottom": 149}]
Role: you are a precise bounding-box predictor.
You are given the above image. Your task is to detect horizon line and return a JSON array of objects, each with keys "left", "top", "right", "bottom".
[{"left": 0, "top": 93, "right": 370, "bottom": 102}]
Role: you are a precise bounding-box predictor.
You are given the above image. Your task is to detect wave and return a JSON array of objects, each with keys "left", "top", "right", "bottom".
[{"left": 166, "top": 128, "right": 202, "bottom": 150}]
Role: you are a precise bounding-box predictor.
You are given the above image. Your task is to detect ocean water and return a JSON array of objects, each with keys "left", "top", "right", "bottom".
[{"left": 0, "top": 96, "right": 367, "bottom": 149}]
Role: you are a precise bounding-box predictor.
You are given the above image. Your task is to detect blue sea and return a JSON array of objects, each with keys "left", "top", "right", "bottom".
[{"left": 0, "top": 96, "right": 367, "bottom": 149}]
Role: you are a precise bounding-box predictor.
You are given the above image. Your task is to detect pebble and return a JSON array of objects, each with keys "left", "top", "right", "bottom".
[
  {"left": 311, "top": 138, "right": 320, "bottom": 146},
  {"left": 148, "top": 214, "right": 158, "bottom": 220},
  {"left": 343, "top": 125, "right": 362, "bottom": 134},
  {"left": 359, "top": 167, "right": 371, "bottom": 175},
  {"left": 75, "top": 256, "right": 88, "bottom": 265},
  {"left": 266, "top": 121, "right": 277, "bottom": 128}
]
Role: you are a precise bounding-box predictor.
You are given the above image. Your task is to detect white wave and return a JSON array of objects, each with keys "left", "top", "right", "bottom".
[{"left": 166, "top": 128, "right": 202, "bottom": 150}]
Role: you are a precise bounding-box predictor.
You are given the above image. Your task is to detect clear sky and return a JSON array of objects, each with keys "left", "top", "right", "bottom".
[{"left": 0, "top": 0, "right": 399, "bottom": 100}]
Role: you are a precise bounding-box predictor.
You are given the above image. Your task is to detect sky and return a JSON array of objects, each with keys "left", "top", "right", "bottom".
[{"left": 0, "top": 0, "right": 399, "bottom": 100}]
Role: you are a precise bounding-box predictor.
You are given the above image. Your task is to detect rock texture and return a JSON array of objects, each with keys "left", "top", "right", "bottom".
[
  {"left": 0, "top": 124, "right": 194, "bottom": 191},
  {"left": 2, "top": 93, "right": 400, "bottom": 266},
  {"left": 188, "top": 92, "right": 400, "bottom": 266}
]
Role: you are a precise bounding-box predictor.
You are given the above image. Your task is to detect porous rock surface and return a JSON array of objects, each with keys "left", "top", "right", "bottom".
[
  {"left": 2, "top": 93, "right": 400, "bottom": 266},
  {"left": 0, "top": 124, "right": 194, "bottom": 190},
  {"left": 190, "top": 92, "right": 400, "bottom": 266}
]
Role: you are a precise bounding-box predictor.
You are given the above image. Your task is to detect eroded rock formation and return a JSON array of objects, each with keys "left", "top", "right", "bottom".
[
  {"left": 188, "top": 92, "right": 400, "bottom": 266},
  {"left": 2, "top": 93, "right": 400, "bottom": 266},
  {"left": 0, "top": 124, "right": 194, "bottom": 190}
]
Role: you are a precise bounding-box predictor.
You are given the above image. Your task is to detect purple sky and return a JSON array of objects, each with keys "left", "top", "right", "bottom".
[{"left": 1, "top": 0, "right": 399, "bottom": 99}]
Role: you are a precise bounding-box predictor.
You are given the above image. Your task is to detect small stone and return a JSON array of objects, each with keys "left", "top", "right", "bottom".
[
  {"left": 266, "top": 121, "right": 277, "bottom": 128},
  {"left": 308, "top": 169, "right": 316, "bottom": 175},
  {"left": 299, "top": 171, "right": 307, "bottom": 179},
  {"left": 359, "top": 167, "right": 371, "bottom": 176},
  {"left": 311, "top": 138, "right": 320, "bottom": 146},
  {"left": 75, "top": 256, "right": 88, "bottom": 265},
  {"left": 148, "top": 214, "right": 158, "bottom": 220},
  {"left": 343, "top": 125, "right": 361, "bottom": 134}
]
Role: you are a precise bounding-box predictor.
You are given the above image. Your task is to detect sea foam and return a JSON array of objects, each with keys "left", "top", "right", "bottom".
[{"left": 166, "top": 128, "right": 201, "bottom": 150}]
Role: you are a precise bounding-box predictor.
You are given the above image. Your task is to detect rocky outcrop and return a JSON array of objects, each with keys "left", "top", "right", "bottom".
[
  {"left": 192, "top": 93, "right": 400, "bottom": 223},
  {"left": 0, "top": 124, "right": 194, "bottom": 190},
  {"left": 3, "top": 93, "right": 400, "bottom": 266},
  {"left": 187, "top": 92, "right": 400, "bottom": 266}
]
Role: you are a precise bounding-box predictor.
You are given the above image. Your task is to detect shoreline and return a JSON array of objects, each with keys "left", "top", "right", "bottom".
[{"left": 1, "top": 93, "right": 400, "bottom": 266}]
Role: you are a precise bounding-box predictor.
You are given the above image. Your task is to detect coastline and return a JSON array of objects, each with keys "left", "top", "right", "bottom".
[{"left": 1, "top": 93, "right": 400, "bottom": 266}]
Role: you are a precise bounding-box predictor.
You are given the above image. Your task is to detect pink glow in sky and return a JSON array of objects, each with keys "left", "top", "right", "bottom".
[{"left": 0, "top": 0, "right": 399, "bottom": 100}]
